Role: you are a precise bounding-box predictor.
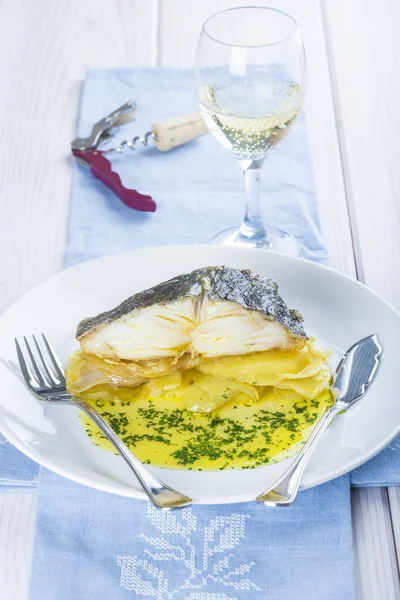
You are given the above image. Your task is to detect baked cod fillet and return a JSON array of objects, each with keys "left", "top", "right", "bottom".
[
  {"left": 66, "top": 266, "right": 330, "bottom": 401},
  {"left": 77, "top": 266, "right": 306, "bottom": 360}
]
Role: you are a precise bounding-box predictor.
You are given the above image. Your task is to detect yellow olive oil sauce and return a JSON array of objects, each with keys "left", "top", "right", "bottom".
[{"left": 79, "top": 385, "right": 333, "bottom": 470}]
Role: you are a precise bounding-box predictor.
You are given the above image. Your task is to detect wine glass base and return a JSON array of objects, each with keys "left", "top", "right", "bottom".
[{"left": 211, "top": 226, "right": 301, "bottom": 256}]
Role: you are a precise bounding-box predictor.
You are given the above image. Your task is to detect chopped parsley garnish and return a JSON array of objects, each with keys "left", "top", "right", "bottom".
[{"left": 83, "top": 389, "right": 328, "bottom": 469}]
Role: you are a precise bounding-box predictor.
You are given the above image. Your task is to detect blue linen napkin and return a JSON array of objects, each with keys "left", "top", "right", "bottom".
[
  {"left": 0, "top": 65, "right": 392, "bottom": 597},
  {"left": 29, "top": 469, "right": 355, "bottom": 600},
  {"left": 1, "top": 68, "right": 398, "bottom": 489},
  {"left": 26, "top": 68, "right": 358, "bottom": 599},
  {"left": 0, "top": 435, "right": 38, "bottom": 489},
  {"left": 351, "top": 438, "right": 400, "bottom": 487},
  {"left": 65, "top": 68, "right": 327, "bottom": 267}
]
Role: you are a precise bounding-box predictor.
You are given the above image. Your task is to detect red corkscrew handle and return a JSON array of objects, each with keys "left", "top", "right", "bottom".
[{"left": 73, "top": 150, "right": 156, "bottom": 213}]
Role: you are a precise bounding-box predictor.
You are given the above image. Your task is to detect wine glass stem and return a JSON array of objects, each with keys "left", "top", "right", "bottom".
[{"left": 238, "top": 158, "right": 266, "bottom": 241}]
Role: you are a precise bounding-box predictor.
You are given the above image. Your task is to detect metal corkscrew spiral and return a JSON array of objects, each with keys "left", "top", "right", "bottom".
[{"left": 105, "top": 131, "right": 158, "bottom": 154}]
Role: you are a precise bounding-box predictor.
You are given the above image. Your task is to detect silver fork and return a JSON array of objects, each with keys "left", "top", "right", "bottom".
[{"left": 15, "top": 334, "right": 192, "bottom": 509}]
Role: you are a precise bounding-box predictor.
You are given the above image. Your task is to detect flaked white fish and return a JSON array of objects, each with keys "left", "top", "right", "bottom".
[{"left": 77, "top": 266, "right": 306, "bottom": 361}]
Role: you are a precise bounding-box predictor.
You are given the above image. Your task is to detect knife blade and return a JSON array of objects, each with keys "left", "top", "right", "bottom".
[{"left": 256, "top": 334, "right": 383, "bottom": 506}]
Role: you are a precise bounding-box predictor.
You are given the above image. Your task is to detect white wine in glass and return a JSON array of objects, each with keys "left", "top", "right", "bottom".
[{"left": 195, "top": 7, "right": 306, "bottom": 254}]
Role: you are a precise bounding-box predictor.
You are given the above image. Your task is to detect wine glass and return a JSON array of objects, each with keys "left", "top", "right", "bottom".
[{"left": 194, "top": 7, "right": 306, "bottom": 254}]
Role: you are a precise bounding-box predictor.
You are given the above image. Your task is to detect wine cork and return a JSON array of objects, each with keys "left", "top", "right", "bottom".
[{"left": 152, "top": 112, "right": 208, "bottom": 152}]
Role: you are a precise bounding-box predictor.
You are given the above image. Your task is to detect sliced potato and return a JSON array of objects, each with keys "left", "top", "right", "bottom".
[{"left": 178, "top": 370, "right": 258, "bottom": 412}]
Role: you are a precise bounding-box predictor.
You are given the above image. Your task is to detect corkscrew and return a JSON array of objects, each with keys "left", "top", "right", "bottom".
[{"left": 71, "top": 100, "right": 207, "bottom": 212}]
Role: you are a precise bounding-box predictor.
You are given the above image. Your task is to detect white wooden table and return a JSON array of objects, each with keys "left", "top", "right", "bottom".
[{"left": 0, "top": 1, "right": 399, "bottom": 598}]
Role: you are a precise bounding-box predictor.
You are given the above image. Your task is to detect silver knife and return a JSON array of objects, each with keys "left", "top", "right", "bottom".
[{"left": 256, "top": 334, "right": 383, "bottom": 506}]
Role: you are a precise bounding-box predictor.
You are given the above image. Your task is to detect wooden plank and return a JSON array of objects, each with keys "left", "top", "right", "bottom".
[
  {"left": 389, "top": 487, "right": 400, "bottom": 571},
  {"left": 352, "top": 488, "right": 400, "bottom": 600},
  {"left": 160, "top": 1, "right": 399, "bottom": 597},
  {"left": 0, "top": 1, "right": 159, "bottom": 597},
  {"left": 0, "top": 0, "right": 158, "bottom": 314},
  {"left": 0, "top": 3, "right": 398, "bottom": 600},
  {"left": 0, "top": 494, "right": 37, "bottom": 600},
  {"left": 158, "top": 0, "right": 356, "bottom": 277},
  {"left": 322, "top": 0, "right": 400, "bottom": 304},
  {"left": 323, "top": 1, "right": 400, "bottom": 597}
]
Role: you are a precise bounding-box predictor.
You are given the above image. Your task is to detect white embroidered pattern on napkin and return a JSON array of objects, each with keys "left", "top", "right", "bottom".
[{"left": 117, "top": 504, "right": 260, "bottom": 598}]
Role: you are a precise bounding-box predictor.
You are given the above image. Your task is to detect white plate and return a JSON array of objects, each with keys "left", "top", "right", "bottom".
[{"left": 0, "top": 245, "right": 399, "bottom": 504}]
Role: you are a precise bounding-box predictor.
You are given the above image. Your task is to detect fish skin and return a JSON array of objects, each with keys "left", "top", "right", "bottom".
[{"left": 76, "top": 266, "right": 307, "bottom": 340}]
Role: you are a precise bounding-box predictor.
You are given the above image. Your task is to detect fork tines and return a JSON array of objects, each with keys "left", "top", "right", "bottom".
[{"left": 15, "top": 334, "right": 66, "bottom": 393}]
